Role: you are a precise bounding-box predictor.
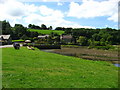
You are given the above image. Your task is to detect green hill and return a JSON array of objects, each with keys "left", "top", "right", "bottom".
[
  {"left": 28, "top": 29, "right": 64, "bottom": 35},
  {"left": 2, "top": 47, "right": 118, "bottom": 88}
]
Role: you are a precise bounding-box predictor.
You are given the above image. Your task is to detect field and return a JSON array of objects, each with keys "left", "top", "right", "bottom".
[
  {"left": 2, "top": 47, "right": 118, "bottom": 88},
  {"left": 12, "top": 39, "right": 25, "bottom": 42},
  {"left": 28, "top": 29, "right": 64, "bottom": 35}
]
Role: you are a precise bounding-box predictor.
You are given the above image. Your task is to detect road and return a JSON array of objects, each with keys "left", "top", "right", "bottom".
[{"left": 0, "top": 44, "right": 22, "bottom": 48}]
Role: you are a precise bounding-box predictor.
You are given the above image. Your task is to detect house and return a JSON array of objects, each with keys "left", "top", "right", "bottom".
[
  {"left": 38, "top": 35, "right": 49, "bottom": 39},
  {"left": 60, "top": 35, "right": 72, "bottom": 43},
  {"left": 37, "top": 35, "right": 50, "bottom": 44},
  {"left": 0, "top": 35, "right": 12, "bottom": 45},
  {"left": 25, "top": 40, "right": 31, "bottom": 43}
]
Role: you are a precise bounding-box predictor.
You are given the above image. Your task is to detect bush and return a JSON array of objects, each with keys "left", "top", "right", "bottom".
[
  {"left": 77, "top": 36, "right": 88, "bottom": 46},
  {"left": 95, "top": 46, "right": 109, "bottom": 50}
]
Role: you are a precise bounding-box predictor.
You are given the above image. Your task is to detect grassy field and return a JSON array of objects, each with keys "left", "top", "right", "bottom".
[
  {"left": 2, "top": 47, "right": 118, "bottom": 88},
  {"left": 28, "top": 29, "right": 64, "bottom": 35},
  {"left": 12, "top": 39, "right": 25, "bottom": 42}
]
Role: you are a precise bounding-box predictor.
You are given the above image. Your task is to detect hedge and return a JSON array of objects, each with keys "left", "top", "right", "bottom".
[{"left": 34, "top": 44, "right": 61, "bottom": 49}]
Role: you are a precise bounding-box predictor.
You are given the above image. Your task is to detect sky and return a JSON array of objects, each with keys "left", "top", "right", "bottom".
[{"left": 0, "top": 0, "right": 119, "bottom": 29}]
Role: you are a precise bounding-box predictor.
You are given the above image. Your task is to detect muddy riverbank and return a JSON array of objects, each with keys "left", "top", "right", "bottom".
[{"left": 42, "top": 46, "right": 120, "bottom": 64}]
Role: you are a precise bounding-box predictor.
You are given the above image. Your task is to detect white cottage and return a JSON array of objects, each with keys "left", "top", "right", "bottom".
[{"left": 0, "top": 35, "right": 12, "bottom": 45}]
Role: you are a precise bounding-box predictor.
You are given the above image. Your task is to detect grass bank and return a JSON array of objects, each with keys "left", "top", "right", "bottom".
[
  {"left": 2, "top": 47, "right": 118, "bottom": 88},
  {"left": 28, "top": 29, "right": 64, "bottom": 35}
]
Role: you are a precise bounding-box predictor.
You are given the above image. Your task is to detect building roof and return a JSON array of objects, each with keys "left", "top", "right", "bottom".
[
  {"left": 38, "top": 35, "right": 49, "bottom": 38},
  {"left": 38, "top": 36, "right": 46, "bottom": 38},
  {"left": 61, "top": 35, "right": 72, "bottom": 39},
  {"left": 45, "top": 35, "right": 49, "bottom": 37},
  {"left": 25, "top": 40, "right": 31, "bottom": 43},
  {"left": 0, "top": 35, "right": 10, "bottom": 40}
]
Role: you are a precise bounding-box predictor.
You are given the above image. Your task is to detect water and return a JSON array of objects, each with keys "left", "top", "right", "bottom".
[
  {"left": 41, "top": 49, "right": 54, "bottom": 52},
  {"left": 113, "top": 64, "right": 120, "bottom": 67}
]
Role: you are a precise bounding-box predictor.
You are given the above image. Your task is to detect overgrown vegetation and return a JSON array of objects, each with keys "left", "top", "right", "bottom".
[
  {"left": 67, "top": 28, "right": 120, "bottom": 45},
  {"left": 2, "top": 47, "right": 118, "bottom": 88}
]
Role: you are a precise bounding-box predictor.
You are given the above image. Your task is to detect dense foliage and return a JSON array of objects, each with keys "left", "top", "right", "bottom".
[
  {"left": 64, "top": 28, "right": 120, "bottom": 46},
  {"left": 1, "top": 20, "right": 120, "bottom": 47},
  {"left": 28, "top": 24, "right": 52, "bottom": 30},
  {"left": 1, "top": 20, "right": 39, "bottom": 40}
]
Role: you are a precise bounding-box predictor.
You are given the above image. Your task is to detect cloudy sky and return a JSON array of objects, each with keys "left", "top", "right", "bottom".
[{"left": 0, "top": 0, "right": 118, "bottom": 29}]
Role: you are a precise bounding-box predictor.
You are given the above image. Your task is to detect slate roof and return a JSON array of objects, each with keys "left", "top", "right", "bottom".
[{"left": 0, "top": 35, "right": 10, "bottom": 40}]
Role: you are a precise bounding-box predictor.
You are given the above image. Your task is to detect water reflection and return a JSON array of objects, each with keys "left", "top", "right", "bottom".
[{"left": 113, "top": 64, "right": 120, "bottom": 67}]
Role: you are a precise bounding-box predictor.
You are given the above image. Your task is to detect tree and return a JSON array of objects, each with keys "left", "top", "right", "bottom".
[
  {"left": 30, "top": 32, "right": 39, "bottom": 38},
  {"left": 28, "top": 24, "right": 32, "bottom": 28},
  {"left": 2, "top": 20, "right": 12, "bottom": 35},
  {"left": 77, "top": 36, "right": 88, "bottom": 46},
  {"left": 41, "top": 24, "right": 47, "bottom": 30},
  {"left": 92, "top": 33, "right": 101, "bottom": 41},
  {"left": 21, "top": 34, "right": 29, "bottom": 40},
  {"left": 28, "top": 24, "right": 40, "bottom": 29},
  {"left": 47, "top": 36, "right": 53, "bottom": 44},
  {"left": 54, "top": 35, "right": 60, "bottom": 44},
  {"left": 88, "top": 39, "right": 94, "bottom": 46},
  {"left": 13, "top": 24, "right": 27, "bottom": 38},
  {"left": 48, "top": 26, "right": 52, "bottom": 30},
  {"left": 64, "top": 28, "right": 72, "bottom": 34},
  {"left": 55, "top": 27, "right": 65, "bottom": 31}
]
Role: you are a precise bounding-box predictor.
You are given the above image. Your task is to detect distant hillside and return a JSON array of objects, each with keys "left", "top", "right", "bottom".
[{"left": 28, "top": 29, "right": 64, "bottom": 35}]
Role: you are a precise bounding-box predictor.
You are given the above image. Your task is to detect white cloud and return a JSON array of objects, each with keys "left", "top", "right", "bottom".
[
  {"left": 17, "top": 0, "right": 77, "bottom": 2},
  {"left": 0, "top": 0, "right": 95, "bottom": 29},
  {"left": 57, "top": 2, "right": 63, "bottom": 6},
  {"left": 39, "top": 5, "right": 54, "bottom": 16},
  {"left": 0, "top": 0, "right": 27, "bottom": 24},
  {"left": 39, "top": 5, "right": 64, "bottom": 18},
  {"left": 2, "top": 0, "right": 26, "bottom": 16},
  {"left": 67, "top": 0, "right": 118, "bottom": 22},
  {"left": 108, "top": 13, "right": 118, "bottom": 22}
]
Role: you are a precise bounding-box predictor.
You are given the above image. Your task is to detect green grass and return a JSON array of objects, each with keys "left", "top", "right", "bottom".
[
  {"left": 2, "top": 47, "right": 118, "bottom": 88},
  {"left": 28, "top": 29, "right": 64, "bottom": 35},
  {"left": 12, "top": 39, "right": 25, "bottom": 42}
]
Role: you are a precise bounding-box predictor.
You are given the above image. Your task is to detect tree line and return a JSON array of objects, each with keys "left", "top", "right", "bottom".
[
  {"left": 1, "top": 20, "right": 120, "bottom": 47},
  {"left": 64, "top": 27, "right": 120, "bottom": 46},
  {"left": 1, "top": 20, "right": 39, "bottom": 40},
  {"left": 28, "top": 24, "right": 52, "bottom": 30}
]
